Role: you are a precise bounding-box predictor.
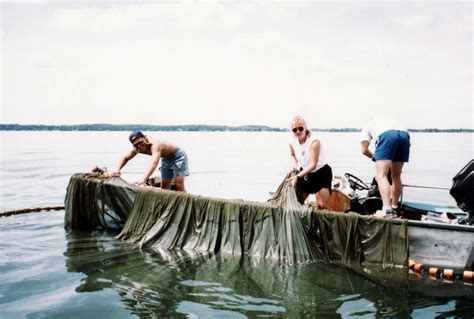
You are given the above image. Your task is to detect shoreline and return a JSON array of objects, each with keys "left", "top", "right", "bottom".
[{"left": 1, "top": 124, "right": 472, "bottom": 133}]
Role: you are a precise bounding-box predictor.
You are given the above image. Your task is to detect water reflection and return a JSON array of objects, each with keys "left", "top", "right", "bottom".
[{"left": 64, "top": 230, "right": 474, "bottom": 318}]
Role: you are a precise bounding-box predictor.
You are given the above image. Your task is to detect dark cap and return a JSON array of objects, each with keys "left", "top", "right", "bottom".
[{"left": 129, "top": 130, "right": 144, "bottom": 143}]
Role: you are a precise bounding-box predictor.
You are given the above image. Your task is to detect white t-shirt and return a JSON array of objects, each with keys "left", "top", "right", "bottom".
[
  {"left": 290, "top": 135, "right": 327, "bottom": 173},
  {"left": 360, "top": 117, "right": 407, "bottom": 144}
]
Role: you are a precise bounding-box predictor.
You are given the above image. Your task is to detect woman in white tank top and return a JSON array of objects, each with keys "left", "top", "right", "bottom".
[{"left": 288, "top": 116, "right": 333, "bottom": 208}]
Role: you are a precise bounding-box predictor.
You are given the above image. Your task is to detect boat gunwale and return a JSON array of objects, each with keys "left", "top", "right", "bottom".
[{"left": 404, "top": 219, "right": 474, "bottom": 232}]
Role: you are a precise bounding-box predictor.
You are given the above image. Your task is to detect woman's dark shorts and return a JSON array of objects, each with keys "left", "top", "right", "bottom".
[{"left": 298, "top": 164, "right": 333, "bottom": 194}]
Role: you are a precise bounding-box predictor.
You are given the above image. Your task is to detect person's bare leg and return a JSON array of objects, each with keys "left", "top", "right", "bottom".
[
  {"left": 316, "top": 188, "right": 331, "bottom": 209},
  {"left": 375, "top": 160, "right": 392, "bottom": 209},
  {"left": 160, "top": 179, "right": 172, "bottom": 190},
  {"left": 174, "top": 176, "right": 186, "bottom": 192},
  {"left": 390, "top": 162, "right": 404, "bottom": 208}
]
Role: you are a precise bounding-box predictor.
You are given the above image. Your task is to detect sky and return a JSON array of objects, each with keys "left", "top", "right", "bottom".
[{"left": 1, "top": 0, "right": 472, "bottom": 129}]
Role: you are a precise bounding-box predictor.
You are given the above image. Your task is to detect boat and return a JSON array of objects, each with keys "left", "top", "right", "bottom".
[
  {"left": 325, "top": 160, "right": 474, "bottom": 273},
  {"left": 64, "top": 160, "right": 474, "bottom": 277}
]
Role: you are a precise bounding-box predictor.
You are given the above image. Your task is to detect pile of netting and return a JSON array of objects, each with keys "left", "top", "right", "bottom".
[{"left": 64, "top": 172, "right": 408, "bottom": 266}]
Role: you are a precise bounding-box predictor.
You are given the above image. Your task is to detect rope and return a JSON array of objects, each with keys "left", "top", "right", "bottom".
[
  {"left": 403, "top": 184, "right": 451, "bottom": 190},
  {"left": 361, "top": 180, "right": 451, "bottom": 191},
  {"left": 0, "top": 205, "right": 65, "bottom": 218}
]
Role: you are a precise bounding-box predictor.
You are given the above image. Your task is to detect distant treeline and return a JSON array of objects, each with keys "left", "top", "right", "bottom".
[
  {"left": 407, "top": 128, "right": 474, "bottom": 133},
  {"left": 0, "top": 124, "right": 286, "bottom": 132},
  {"left": 0, "top": 124, "right": 472, "bottom": 133}
]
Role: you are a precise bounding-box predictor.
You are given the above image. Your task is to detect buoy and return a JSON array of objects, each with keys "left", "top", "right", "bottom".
[
  {"left": 34, "top": 207, "right": 41, "bottom": 212},
  {"left": 414, "top": 263, "right": 425, "bottom": 272},
  {"left": 443, "top": 269, "right": 454, "bottom": 280},
  {"left": 4, "top": 210, "right": 12, "bottom": 216},
  {"left": 3, "top": 210, "right": 13, "bottom": 216},
  {"left": 428, "top": 267, "right": 440, "bottom": 278},
  {"left": 408, "top": 259, "right": 416, "bottom": 269},
  {"left": 463, "top": 270, "right": 473, "bottom": 281},
  {"left": 24, "top": 208, "right": 31, "bottom": 213}
]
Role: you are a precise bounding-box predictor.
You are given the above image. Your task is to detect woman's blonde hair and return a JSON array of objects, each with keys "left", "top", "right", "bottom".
[{"left": 291, "top": 115, "right": 312, "bottom": 137}]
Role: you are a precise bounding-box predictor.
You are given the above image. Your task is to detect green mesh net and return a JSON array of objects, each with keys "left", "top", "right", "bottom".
[{"left": 65, "top": 172, "right": 408, "bottom": 266}]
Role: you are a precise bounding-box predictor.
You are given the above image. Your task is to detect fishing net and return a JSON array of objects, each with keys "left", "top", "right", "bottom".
[
  {"left": 64, "top": 173, "right": 135, "bottom": 230},
  {"left": 64, "top": 172, "right": 408, "bottom": 266}
]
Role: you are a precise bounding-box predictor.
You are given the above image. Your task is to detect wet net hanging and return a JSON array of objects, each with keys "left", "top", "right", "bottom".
[{"left": 64, "top": 172, "right": 408, "bottom": 266}]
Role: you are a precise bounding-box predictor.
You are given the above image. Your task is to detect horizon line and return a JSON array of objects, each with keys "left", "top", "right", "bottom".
[{"left": 0, "top": 123, "right": 473, "bottom": 132}]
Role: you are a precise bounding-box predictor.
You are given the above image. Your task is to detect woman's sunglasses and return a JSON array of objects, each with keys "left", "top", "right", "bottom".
[{"left": 292, "top": 126, "right": 305, "bottom": 133}]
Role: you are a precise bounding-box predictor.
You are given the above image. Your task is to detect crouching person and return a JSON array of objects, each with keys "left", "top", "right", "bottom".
[
  {"left": 112, "top": 130, "right": 189, "bottom": 191},
  {"left": 287, "top": 116, "right": 333, "bottom": 208}
]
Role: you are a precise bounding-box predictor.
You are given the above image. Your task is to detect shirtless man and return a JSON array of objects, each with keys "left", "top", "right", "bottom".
[{"left": 112, "top": 131, "right": 189, "bottom": 191}]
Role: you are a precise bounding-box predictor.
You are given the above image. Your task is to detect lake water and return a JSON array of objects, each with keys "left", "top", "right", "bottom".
[{"left": 1, "top": 131, "right": 473, "bottom": 318}]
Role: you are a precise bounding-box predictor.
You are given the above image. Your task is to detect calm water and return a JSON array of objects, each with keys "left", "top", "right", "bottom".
[{"left": 1, "top": 131, "right": 473, "bottom": 318}]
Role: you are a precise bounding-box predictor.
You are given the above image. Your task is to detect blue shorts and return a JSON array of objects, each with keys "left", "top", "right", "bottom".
[
  {"left": 374, "top": 130, "right": 410, "bottom": 162},
  {"left": 160, "top": 148, "right": 190, "bottom": 180}
]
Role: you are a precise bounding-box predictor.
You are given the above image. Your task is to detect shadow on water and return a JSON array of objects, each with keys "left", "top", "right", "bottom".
[{"left": 64, "top": 230, "right": 474, "bottom": 318}]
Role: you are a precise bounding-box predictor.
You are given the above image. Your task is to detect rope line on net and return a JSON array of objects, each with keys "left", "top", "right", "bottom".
[
  {"left": 408, "top": 258, "right": 474, "bottom": 285},
  {"left": 0, "top": 205, "right": 65, "bottom": 218},
  {"left": 403, "top": 184, "right": 451, "bottom": 191},
  {"left": 359, "top": 180, "right": 451, "bottom": 191}
]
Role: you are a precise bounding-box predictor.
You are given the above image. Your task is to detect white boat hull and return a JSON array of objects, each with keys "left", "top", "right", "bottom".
[{"left": 406, "top": 220, "right": 474, "bottom": 270}]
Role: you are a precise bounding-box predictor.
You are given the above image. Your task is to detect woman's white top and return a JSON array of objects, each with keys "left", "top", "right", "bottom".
[
  {"left": 360, "top": 117, "right": 407, "bottom": 144},
  {"left": 290, "top": 135, "right": 327, "bottom": 173}
]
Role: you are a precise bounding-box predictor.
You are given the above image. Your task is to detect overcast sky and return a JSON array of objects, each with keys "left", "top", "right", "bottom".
[{"left": 1, "top": 1, "right": 472, "bottom": 129}]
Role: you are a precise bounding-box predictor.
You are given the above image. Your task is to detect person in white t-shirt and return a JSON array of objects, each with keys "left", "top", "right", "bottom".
[
  {"left": 287, "top": 116, "right": 333, "bottom": 208},
  {"left": 360, "top": 117, "right": 411, "bottom": 217}
]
